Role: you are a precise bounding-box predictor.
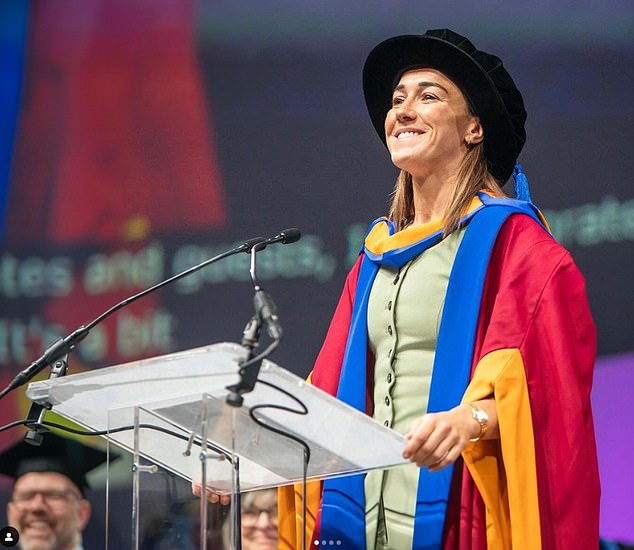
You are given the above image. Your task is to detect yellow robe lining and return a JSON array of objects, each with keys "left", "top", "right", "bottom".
[{"left": 462, "top": 347, "right": 542, "bottom": 550}]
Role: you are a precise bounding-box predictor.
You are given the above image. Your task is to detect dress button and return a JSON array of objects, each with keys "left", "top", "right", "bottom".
[
  {"left": 387, "top": 325, "right": 393, "bottom": 336},
  {"left": 384, "top": 396, "right": 390, "bottom": 406},
  {"left": 384, "top": 420, "right": 390, "bottom": 427},
  {"left": 393, "top": 274, "right": 399, "bottom": 284},
  {"left": 386, "top": 372, "right": 392, "bottom": 383},
  {"left": 387, "top": 300, "right": 392, "bottom": 310},
  {"left": 387, "top": 348, "right": 393, "bottom": 358}
]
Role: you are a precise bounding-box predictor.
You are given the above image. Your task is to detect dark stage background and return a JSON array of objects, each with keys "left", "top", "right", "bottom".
[{"left": 1, "top": 0, "right": 633, "bottom": 546}]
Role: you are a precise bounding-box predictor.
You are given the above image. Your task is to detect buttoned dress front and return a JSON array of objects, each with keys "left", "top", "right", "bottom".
[{"left": 365, "top": 229, "right": 464, "bottom": 550}]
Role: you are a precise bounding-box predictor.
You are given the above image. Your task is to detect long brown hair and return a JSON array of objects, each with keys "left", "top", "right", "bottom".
[{"left": 387, "top": 141, "right": 506, "bottom": 236}]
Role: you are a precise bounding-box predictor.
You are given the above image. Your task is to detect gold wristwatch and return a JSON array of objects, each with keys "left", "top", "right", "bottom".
[{"left": 467, "top": 403, "right": 488, "bottom": 442}]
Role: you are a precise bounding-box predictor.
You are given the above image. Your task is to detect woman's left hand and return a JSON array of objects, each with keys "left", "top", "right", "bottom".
[{"left": 402, "top": 403, "right": 479, "bottom": 472}]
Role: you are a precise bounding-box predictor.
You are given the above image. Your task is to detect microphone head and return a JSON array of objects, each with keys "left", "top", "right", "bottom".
[{"left": 277, "top": 228, "right": 301, "bottom": 244}]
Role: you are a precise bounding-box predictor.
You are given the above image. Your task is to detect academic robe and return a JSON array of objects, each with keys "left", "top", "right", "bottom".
[{"left": 279, "top": 207, "right": 600, "bottom": 549}]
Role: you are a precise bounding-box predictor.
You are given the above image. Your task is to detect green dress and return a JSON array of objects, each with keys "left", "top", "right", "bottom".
[{"left": 365, "top": 229, "right": 464, "bottom": 550}]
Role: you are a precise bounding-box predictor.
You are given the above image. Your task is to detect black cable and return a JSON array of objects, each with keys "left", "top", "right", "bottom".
[
  {"left": 0, "top": 418, "right": 234, "bottom": 466},
  {"left": 236, "top": 339, "right": 279, "bottom": 371},
  {"left": 0, "top": 418, "right": 35, "bottom": 434},
  {"left": 247, "top": 378, "right": 311, "bottom": 550},
  {"left": 38, "top": 419, "right": 192, "bottom": 440}
]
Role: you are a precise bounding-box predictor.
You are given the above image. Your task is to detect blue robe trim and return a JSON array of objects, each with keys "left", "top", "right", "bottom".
[{"left": 321, "top": 194, "right": 543, "bottom": 549}]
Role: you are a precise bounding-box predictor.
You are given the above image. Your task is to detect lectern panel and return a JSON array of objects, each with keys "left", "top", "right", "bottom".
[{"left": 27, "top": 342, "right": 408, "bottom": 492}]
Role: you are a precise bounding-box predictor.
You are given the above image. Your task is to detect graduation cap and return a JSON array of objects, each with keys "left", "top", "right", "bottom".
[{"left": 0, "top": 432, "right": 112, "bottom": 494}]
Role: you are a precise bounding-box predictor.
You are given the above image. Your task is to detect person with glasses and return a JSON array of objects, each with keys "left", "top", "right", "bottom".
[
  {"left": 224, "top": 489, "right": 277, "bottom": 550},
  {"left": 0, "top": 432, "right": 109, "bottom": 550}
]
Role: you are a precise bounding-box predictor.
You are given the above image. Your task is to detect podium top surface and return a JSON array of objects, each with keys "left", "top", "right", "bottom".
[{"left": 27, "top": 342, "right": 409, "bottom": 491}]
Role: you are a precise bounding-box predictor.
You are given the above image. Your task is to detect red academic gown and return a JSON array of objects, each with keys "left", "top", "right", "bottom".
[{"left": 279, "top": 213, "right": 600, "bottom": 549}]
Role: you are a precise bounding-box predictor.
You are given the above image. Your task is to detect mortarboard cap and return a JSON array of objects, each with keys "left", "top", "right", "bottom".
[{"left": 0, "top": 432, "right": 112, "bottom": 494}]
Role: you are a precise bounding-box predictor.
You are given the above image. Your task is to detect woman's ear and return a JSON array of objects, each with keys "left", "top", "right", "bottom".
[{"left": 465, "top": 118, "right": 484, "bottom": 146}]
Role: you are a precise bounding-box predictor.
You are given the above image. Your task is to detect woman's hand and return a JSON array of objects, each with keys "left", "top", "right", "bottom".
[
  {"left": 402, "top": 400, "right": 497, "bottom": 472},
  {"left": 191, "top": 482, "right": 232, "bottom": 505}
]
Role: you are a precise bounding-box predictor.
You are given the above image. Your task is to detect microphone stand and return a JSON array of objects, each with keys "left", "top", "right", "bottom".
[
  {"left": 0, "top": 236, "right": 268, "bottom": 446},
  {"left": 224, "top": 229, "right": 298, "bottom": 409},
  {"left": 0, "top": 236, "right": 267, "bottom": 402},
  {"left": 225, "top": 241, "right": 283, "bottom": 408},
  {"left": 223, "top": 242, "right": 283, "bottom": 550},
  {"left": 5, "top": 228, "right": 300, "bottom": 550}
]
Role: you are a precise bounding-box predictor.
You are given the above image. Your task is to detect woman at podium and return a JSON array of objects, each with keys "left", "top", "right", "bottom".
[{"left": 279, "top": 28, "right": 600, "bottom": 549}]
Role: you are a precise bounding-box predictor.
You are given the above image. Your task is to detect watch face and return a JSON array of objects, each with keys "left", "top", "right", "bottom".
[
  {"left": 469, "top": 404, "right": 488, "bottom": 427},
  {"left": 468, "top": 404, "right": 488, "bottom": 442}
]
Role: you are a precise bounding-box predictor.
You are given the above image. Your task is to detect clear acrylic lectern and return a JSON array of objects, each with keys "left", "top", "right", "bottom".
[{"left": 26, "top": 342, "right": 408, "bottom": 549}]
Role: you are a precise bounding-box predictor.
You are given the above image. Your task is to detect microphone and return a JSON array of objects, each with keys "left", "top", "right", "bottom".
[
  {"left": 0, "top": 235, "right": 267, "bottom": 400},
  {"left": 253, "top": 228, "right": 301, "bottom": 252},
  {"left": 250, "top": 229, "right": 301, "bottom": 340},
  {"left": 264, "top": 227, "right": 301, "bottom": 246},
  {"left": 226, "top": 228, "right": 302, "bottom": 406}
]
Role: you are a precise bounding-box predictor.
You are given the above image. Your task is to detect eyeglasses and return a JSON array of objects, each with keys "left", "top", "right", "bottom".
[
  {"left": 242, "top": 506, "right": 278, "bottom": 528},
  {"left": 11, "top": 489, "right": 82, "bottom": 509}
]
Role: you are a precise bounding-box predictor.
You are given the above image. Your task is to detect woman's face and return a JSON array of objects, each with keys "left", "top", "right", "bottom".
[
  {"left": 240, "top": 491, "right": 277, "bottom": 550},
  {"left": 384, "top": 68, "right": 482, "bottom": 178}
]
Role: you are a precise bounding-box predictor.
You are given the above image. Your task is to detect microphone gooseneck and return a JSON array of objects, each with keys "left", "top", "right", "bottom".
[{"left": 0, "top": 234, "right": 269, "bottom": 399}]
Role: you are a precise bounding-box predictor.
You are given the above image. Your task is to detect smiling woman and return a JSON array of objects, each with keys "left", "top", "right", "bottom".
[
  {"left": 279, "top": 28, "right": 600, "bottom": 550},
  {"left": 384, "top": 68, "right": 491, "bottom": 233},
  {"left": 386, "top": 70, "right": 482, "bottom": 185}
]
